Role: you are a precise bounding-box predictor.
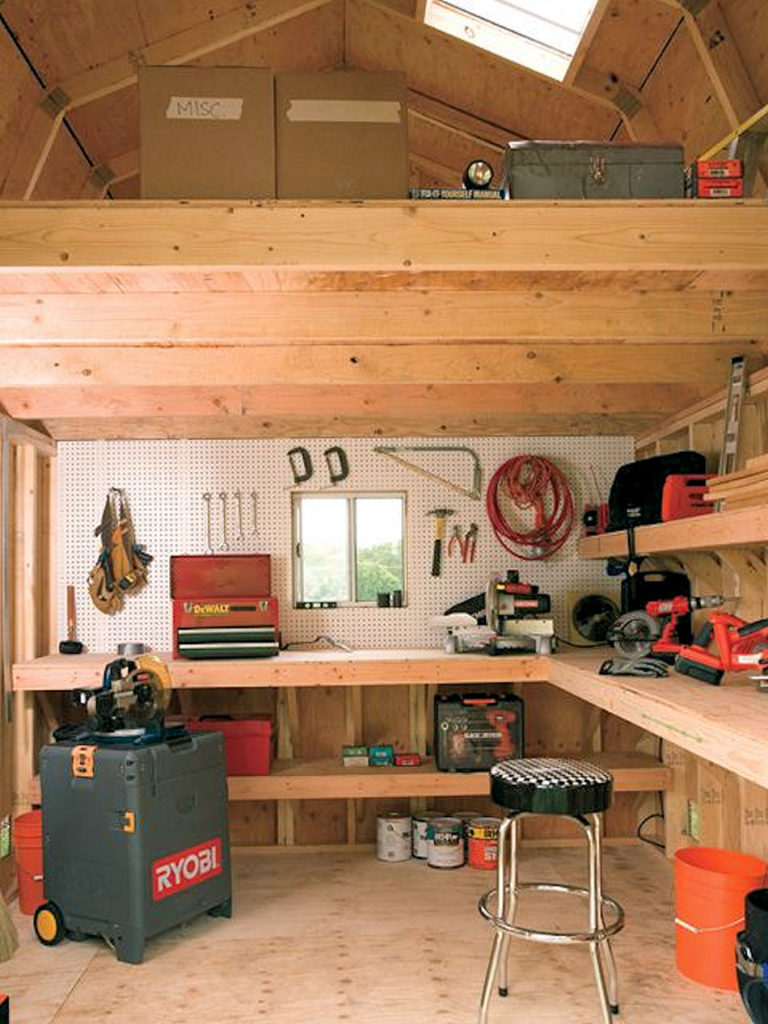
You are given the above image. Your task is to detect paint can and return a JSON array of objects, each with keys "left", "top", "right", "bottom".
[
  {"left": 412, "top": 811, "right": 443, "bottom": 860},
  {"left": 427, "top": 817, "right": 465, "bottom": 870},
  {"left": 467, "top": 817, "right": 501, "bottom": 870},
  {"left": 376, "top": 812, "right": 412, "bottom": 862},
  {"left": 451, "top": 809, "right": 484, "bottom": 855}
]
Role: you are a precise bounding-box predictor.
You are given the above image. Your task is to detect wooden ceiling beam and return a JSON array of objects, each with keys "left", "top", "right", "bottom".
[
  {"left": 407, "top": 91, "right": 516, "bottom": 151},
  {"left": 563, "top": 0, "right": 614, "bottom": 87},
  {"left": 0, "top": 382, "right": 703, "bottom": 422},
  {"left": 2, "top": 0, "right": 335, "bottom": 200},
  {"left": 80, "top": 149, "right": 139, "bottom": 199},
  {"left": 0, "top": 340, "right": 756, "bottom": 388},
  {"left": 1, "top": 290, "right": 765, "bottom": 342},
  {"left": 31, "top": 412, "right": 667, "bottom": 441},
  {"left": 409, "top": 153, "right": 456, "bottom": 185},
  {"left": 0, "top": 201, "right": 766, "bottom": 273}
]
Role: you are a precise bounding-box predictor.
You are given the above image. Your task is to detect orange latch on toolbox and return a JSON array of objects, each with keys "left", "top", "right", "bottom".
[{"left": 71, "top": 744, "right": 97, "bottom": 778}]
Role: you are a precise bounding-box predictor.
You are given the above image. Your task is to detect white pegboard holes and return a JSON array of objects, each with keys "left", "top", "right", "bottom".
[{"left": 59, "top": 436, "right": 632, "bottom": 652}]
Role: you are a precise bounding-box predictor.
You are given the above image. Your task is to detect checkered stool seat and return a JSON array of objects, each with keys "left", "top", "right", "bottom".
[{"left": 490, "top": 757, "right": 614, "bottom": 816}]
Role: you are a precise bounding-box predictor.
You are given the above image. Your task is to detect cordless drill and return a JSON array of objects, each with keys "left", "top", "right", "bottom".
[{"left": 647, "top": 595, "right": 726, "bottom": 659}]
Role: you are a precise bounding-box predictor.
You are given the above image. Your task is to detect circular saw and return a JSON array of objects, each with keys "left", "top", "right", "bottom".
[{"left": 608, "top": 610, "right": 661, "bottom": 658}]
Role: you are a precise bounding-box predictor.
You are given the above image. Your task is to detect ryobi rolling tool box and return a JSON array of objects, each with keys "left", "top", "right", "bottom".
[
  {"left": 170, "top": 554, "right": 279, "bottom": 659},
  {"left": 435, "top": 693, "right": 524, "bottom": 772},
  {"left": 34, "top": 655, "right": 232, "bottom": 963}
]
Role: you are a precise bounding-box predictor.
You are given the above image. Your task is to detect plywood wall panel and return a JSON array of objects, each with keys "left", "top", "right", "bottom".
[
  {"left": 346, "top": 0, "right": 617, "bottom": 142},
  {"left": 408, "top": 115, "right": 501, "bottom": 187},
  {"left": 721, "top": 0, "right": 768, "bottom": 102},
  {"left": 643, "top": 26, "right": 731, "bottom": 160},
  {"left": 583, "top": 0, "right": 680, "bottom": 90},
  {"left": 30, "top": 129, "right": 92, "bottom": 200},
  {"left": 1, "top": 0, "right": 147, "bottom": 83}
]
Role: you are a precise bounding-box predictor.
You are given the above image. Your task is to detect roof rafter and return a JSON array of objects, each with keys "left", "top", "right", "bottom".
[{"left": 3, "top": 0, "right": 335, "bottom": 200}]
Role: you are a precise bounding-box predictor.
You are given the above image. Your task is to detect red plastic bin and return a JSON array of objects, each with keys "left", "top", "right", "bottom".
[{"left": 184, "top": 717, "right": 274, "bottom": 776}]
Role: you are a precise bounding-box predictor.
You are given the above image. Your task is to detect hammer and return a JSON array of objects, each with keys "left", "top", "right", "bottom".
[{"left": 426, "top": 508, "right": 454, "bottom": 577}]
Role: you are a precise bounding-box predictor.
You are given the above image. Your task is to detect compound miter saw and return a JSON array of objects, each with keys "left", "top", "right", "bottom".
[{"left": 56, "top": 653, "right": 178, "bottom": 745}]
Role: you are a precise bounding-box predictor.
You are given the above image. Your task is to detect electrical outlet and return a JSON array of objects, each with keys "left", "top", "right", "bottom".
[
  {"left": 687, "top": 799, "right": 701, "bottom": 842},
  {"left": 0, "top": 816, "right": 10, "bottom": 858}
]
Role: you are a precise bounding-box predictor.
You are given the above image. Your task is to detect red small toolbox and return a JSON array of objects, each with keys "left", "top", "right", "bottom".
[
  {"left": 661, "top": 474, "right": 714, "bottom": 521},
  {"left": 184, "top": 716, "right": 274, "bottom": 775},
  {"left": 170, "top": 554, "right": 271, "bottom": 599}
]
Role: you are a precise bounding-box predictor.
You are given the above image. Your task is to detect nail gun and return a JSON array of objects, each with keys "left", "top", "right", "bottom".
[{"left": 675, "top": 612, "right": 768, "bottom": 685}]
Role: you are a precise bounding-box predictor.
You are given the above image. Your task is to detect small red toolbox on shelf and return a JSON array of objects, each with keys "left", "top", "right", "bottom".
[
  {"left": 661, "top": 474, "right": 714, "bottom": 521},
  {"left": 184, "top": 716, "right": 274, "bottom": 775},
  {"left": 685, "top": 158, "right": 743, "bottom": 198},
  {"left": 170, "top": 554, "right": 271, "bottom": 598}
]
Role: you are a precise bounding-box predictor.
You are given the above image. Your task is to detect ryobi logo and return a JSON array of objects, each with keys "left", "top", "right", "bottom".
[{"left": 152, "top": 838, "right": 222, "bottom": 901}]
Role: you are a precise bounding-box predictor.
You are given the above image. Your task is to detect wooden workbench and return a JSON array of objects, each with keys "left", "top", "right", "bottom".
[{"left": 13, "top": 648, "right": 768, "bottom": 797}]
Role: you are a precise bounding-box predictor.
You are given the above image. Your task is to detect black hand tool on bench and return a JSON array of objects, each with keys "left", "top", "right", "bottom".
[{"left": 59, "top": 585, "right": 84, "bottom": 655}]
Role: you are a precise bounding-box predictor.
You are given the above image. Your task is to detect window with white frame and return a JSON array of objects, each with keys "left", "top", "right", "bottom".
[
  {"left": 423, "top": 0, "right": 600, "bottom": 82},
  {"left": 292, "top": 493, "right": 406, "bottom": 605}
]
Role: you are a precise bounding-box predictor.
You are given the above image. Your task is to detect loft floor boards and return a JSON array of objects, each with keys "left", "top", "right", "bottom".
[{"left": 0, "top": 844, "right": 744, "bottom": 1023}]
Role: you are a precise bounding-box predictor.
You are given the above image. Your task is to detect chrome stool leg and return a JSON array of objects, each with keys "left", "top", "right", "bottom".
[
  {"left": 585, "top": 815, "right": 613, "bottom": 1024},
  {"left": 479, "top": 816, "right": 512, "bottom": 1024},
  {"left": 497, "top": 814, "right": 519, "bottom": 997},
  {"left": 592, "top": 813, "right": 619, "bottom": 1013}
]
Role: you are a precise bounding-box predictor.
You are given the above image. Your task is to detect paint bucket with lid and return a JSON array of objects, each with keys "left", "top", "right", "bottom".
[
  {"left": 412, "top": 811, "right": 442, "bottom": 859},
  {"left": 467, "top": 817, "right": 501, "bottom": 870},
  {"left": 377, "top": 813, "right": 412, "bottom": 862},
  {"left": 427, "top": 817, "right": 465, "bottom": 870},
  {"left": 451, "top": 809, "right": 484, "bottom": 855}
]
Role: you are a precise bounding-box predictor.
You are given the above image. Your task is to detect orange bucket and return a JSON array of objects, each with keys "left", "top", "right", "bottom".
[
  {"left": 13, "top": 810, "right": 44, "bottom": 916},
  {"left": 675, "top": 846, "right": 767, "bottom": 990}
]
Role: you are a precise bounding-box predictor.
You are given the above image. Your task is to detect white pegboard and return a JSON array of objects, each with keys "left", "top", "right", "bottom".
[{"left": 58, "top": 435, "right": 634, "bottom": 653}]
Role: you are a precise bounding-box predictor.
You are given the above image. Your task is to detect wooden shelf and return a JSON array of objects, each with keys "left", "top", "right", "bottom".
[
  {"left": 577, "top": 505, "right": 768, "bottom": 559},
  {"left": 226, "top": 751, "right": 669, "bottom": 801},
  {"left": 11, "top": 649, "right": 548, "bottom": 692}
]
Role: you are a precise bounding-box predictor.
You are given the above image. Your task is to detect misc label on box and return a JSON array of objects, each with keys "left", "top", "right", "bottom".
[
  {"left": 166, "top": 96, "right": 244, "bottom": 121},
  {"left": 286, "top": 99, "right": 402, "bottom": 123}
]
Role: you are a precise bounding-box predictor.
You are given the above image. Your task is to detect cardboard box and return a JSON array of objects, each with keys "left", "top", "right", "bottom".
[
  {"left": 275, "top": 71, "right": 409, "bottom": 199},
  {"left": 140, "top": 66, "right": 275, "bottom": 199}
]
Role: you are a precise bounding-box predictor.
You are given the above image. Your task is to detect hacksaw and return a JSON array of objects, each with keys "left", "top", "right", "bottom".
[{"left": 373, "top": 445, "right": 482, "bottom": 501}]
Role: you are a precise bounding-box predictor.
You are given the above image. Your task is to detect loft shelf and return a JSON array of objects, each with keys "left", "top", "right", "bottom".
[{"left": 577, "top": 505, "right": 768, "bottom": 559}]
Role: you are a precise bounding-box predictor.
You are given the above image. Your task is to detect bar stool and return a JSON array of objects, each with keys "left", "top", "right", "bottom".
[{"left": 478, "top": 758, "right": 625, "bottom": 1024}]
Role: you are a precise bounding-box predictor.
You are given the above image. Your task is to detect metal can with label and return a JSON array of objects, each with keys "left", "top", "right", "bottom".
[
  {"left": 467, "top": 817, "right": 501, "bottom": 870},
  {"left": 376, "top": 812, "right": 412, "bottom": 862},
  {"left": 427, "top": 817, "right": 465, "bottom": 869},
  {"left": 412, "top": 811, "right": 443, "bottom": 859},
  {"left": 451, "top": 808, "right": 484, "bottom": 855}
]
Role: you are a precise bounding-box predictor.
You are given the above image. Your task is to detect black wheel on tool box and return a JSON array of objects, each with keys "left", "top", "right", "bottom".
[{"left": 33, "top": 901, "right": 66, "bottom": 946}]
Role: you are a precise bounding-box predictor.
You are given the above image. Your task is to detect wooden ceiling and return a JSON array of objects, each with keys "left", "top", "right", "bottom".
[{"left": 0, "top": 0, "right": 765, "bottom": 441}]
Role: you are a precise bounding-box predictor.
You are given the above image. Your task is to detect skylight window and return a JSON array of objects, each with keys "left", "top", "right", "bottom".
[{"left": 424, "top": 0, "right": 600, "bottom": 82}]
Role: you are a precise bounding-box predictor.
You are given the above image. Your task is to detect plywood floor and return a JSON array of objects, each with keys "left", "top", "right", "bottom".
[{"left": 0, "top": 844, "right": 745, "bottom": 1023}]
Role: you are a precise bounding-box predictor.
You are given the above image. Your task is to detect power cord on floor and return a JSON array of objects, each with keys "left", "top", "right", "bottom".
[
  {"left": 554, "top": 635, "right": 606, "bottom": 649},
  {"left": 638, "top": 737, "right": 666, "bottom": 851}
]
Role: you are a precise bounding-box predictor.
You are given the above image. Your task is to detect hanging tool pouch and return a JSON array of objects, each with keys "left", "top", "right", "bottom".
[
  {"left": 88, "top": 489, "right": 153, "bottom": 615},
  {"left": 607, "top": 451, "right": 706, "bottom": 531}
]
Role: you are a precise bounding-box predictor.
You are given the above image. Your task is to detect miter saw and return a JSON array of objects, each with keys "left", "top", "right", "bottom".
[
  {"left": 57, "top": 653, "right": 179, "bottom": 745},
  {"left": 485, "top": 571, "right": 555, "bottom": 655}
]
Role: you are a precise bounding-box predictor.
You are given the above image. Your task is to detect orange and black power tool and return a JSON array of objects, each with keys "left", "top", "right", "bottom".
[
  {"left": 675, "top": 612, "right": 768, "bottom": 685},
  {"left": 647, "top": 595, "right": 726, "bottom": 659}
]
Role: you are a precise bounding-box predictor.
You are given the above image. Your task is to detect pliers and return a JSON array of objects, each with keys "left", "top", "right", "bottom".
[{"left": 448, "top": 523, "right": 478, "bottom": 563}]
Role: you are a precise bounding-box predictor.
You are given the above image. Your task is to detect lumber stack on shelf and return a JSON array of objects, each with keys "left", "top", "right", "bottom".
[{"left": 705, "top": 454, "right": 768, "bottom": 510}]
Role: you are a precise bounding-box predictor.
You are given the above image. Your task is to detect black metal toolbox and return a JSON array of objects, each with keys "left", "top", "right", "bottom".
[{"left": 502, "top": 141, "right": 684, "bottom": 199}]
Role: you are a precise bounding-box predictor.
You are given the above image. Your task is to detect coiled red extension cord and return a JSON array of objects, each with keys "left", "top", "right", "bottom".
[{"left": 486, "top": 455, "right": 575, "bottom": 560}]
